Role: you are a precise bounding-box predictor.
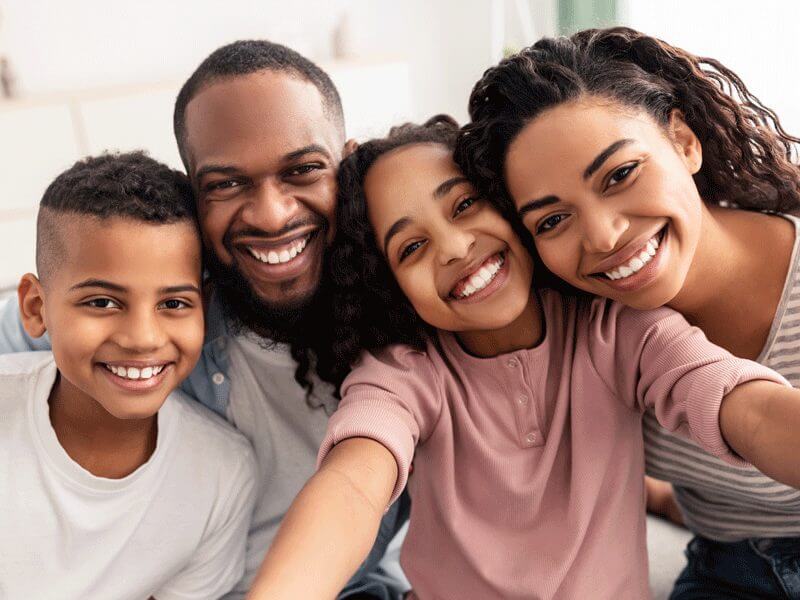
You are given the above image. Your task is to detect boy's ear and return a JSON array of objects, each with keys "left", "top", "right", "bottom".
[
  {"left": 17, "top": 273, "right": 47, "bottom": 339},
  {"left": 344, "top": 138, "right": 359, "bottom": 158},
  {"left": 668, "top": 109, "right": 702, "bottom": 175}
]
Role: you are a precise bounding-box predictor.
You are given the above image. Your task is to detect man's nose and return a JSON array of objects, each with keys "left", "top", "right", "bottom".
[{"left": 240, "top": 180, "right": 298, "bottom": 234}]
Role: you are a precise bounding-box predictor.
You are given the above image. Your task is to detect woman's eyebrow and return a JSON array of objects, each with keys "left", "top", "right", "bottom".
[
  {"left": 518, "top": 195, "right": 559, "bottom": 217},
  {"left": 583, "top": 138, "right": 634, "bottom": 179}
]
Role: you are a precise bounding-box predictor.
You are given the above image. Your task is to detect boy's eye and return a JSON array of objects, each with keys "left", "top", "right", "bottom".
[
  {"left": 400, "top": 240, "right": 425, "bottom": 262},
  {"left": 454, "top": 196, "right": 478, "bottom": 217},
  {"left": 85, "top": 298, "right": 121, "bottom": 310},
  {"left": 159, "top": 299, "right": 190, "bottom": 310},
  {"left": 536, "top": 213, "right": 568, "bottom": 234},
  {"left": 607, "top": 162, "right": 639, "bottom": 188}
]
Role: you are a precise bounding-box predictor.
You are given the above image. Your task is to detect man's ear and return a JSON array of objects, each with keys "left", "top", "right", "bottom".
[
  {"left": 668, "top": 109, "right": 702, "bottom": 175},
  {"left": 344, "top": 138, "right": 359, "bottom": 158},
  {"left": 18, "top": 273, "right": 47, "bottom": 339}
]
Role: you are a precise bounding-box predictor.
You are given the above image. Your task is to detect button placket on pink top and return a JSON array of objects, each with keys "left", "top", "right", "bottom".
[{"left": 506, "top": 350, "right": 545, "bottom": 448}]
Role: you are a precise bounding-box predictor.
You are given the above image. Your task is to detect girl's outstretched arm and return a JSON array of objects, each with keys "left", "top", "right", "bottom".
[
  {"left": 246, "top": 437, "right": 398, "bottom": 600},
  {"left": 720, "top": 381, "right": 800, "bottom": 490}
]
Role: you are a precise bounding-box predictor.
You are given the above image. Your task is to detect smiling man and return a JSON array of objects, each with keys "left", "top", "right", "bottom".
[{"left": 0, "top": 41, "right": 407, "bottom": 599}]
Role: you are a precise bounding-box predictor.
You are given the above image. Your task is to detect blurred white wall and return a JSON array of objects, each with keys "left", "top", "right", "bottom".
[{"left": 621, "top": 0, "right": 800, "bottom": 136}]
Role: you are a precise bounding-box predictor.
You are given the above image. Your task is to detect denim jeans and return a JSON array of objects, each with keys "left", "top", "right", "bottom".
[{"left": 670, "top": 535, "right": 800, "bottom": 599}]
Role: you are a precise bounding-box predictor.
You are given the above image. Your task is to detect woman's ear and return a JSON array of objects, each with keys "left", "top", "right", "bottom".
[
  {"left": 669, "top": 109, "right": 703, "bottom": 174},
  {"left": 17, "top": 273, "right": 48, "bottom": 339}
]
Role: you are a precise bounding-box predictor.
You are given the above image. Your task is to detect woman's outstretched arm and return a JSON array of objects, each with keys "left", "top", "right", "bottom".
[{"left": 246, "top": 437, "right": 398, "bottom": 600}]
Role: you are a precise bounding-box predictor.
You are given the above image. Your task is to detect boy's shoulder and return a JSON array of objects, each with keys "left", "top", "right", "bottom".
[
  {"left": 163, "top": 389, "right": 255, "bottom": 470},
  {"left": 0, "top": 350, "right": 54, "bottom": 378}
]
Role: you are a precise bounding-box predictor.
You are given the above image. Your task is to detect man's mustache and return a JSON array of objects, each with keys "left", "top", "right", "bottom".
[{"left": 223, "top": 217, "right": 327, "bottom": 249}]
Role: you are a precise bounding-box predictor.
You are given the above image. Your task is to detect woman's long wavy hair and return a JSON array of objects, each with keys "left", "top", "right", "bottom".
[
  {"left": 455, "top": 26, "right": 800, "bottom": 216},
  {"left": 294, "top": 115, "right": 462, "bottom": 392}
]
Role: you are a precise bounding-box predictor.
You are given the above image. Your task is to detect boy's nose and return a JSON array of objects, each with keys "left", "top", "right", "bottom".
[{"left": 114, "top": 311, "right": 166, "bottom": 353}]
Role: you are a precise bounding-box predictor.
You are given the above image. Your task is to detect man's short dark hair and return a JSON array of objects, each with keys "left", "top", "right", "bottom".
[
  {"left": 36, "top": 151, "right": 196, "bottom": 282},
  {"left": 173, "top": 39, "right": 345, "bottom": 169}
]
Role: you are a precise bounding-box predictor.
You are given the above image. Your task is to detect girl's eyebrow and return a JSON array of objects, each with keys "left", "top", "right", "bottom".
[
  {"left": 383, "top": 217, "right": 412, "bottom": 256},
  {"left": 433, "top": 176, "right": 469, "bottom": 199}
]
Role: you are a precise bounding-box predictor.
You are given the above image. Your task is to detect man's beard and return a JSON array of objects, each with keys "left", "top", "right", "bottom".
[{"left": 205, "top": 251, "right": 317, "bottom": 345}]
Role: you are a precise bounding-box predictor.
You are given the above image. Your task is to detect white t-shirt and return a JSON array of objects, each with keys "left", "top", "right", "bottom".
[{"left": 0, "top": 352, "right": 258, "bottom": 600}]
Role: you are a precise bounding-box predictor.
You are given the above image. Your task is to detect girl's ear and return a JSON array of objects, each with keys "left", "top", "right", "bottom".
[
  {"left": 344, "top": 138, "right": 359, "bottom": 158},
  {"left": 17, "top": 273, "right": 48, "bottom": 339},
  {"left": 668, "top": 109, "right": 703, "bottom": 175}
]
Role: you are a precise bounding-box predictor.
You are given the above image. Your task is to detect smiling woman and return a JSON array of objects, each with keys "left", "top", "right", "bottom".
[{"left": 457, "top": 26, "right": 800, "bottom": 600}]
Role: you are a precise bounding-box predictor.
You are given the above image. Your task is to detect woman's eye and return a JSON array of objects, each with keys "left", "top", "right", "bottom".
[
  {"left": 454, "top": 196, "right": 477, "bottom": 217},
  {"left": 536, "top": 213, "right": 568, "bottom": 234},
  {"left": 400, "top": 240, "right": 425, "bottom": 261},
  {"left": 159, "top": 299, "right": 190, "bottom": 310},
  {"left": 607, "top": 163, "right": 638, "bottom": 187},
  {"left": 85, "top": 298, "right": 121, "bottom": 310}
]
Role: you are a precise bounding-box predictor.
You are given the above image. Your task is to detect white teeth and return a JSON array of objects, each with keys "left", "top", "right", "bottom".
[
  {"left": 105, "top": 364, "right": 165, "bottom": 381},
  {"left": 248, "top": 235, "right": 312, "bottom": 265},
  {"left": 604, "top": 232, "right": 662, "bottom": 281},
  {"left": 455, "top": 254, "right": 505, "bottom": 299}
]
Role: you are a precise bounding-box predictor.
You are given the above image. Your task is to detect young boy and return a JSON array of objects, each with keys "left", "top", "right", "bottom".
[{"left": 0, "top": 152, "right": 257, "bottom": 600}]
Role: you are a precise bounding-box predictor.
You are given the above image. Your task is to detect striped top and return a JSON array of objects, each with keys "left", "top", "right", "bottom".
[{"left": 644, "top": 214, "right": 800, "bottom": 541}]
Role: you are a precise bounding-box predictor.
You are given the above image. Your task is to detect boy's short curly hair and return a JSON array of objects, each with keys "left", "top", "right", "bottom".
[{"left": 36, "top": 151, "right": 196, "bottom": 283}]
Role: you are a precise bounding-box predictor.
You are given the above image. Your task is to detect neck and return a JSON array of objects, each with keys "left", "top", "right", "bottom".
[
  {"left": 668, "top": 205, "right": 794, "bottom": 359},
  {"left": 456, "top": 291, "right": 544, "bottom": 357},
  {"left": 49, "top": 373, "right": 158, "bottom": 479}
]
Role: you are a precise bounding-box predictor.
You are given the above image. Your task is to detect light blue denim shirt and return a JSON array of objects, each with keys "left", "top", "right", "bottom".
[{"left": 0, "top": 297, "right": 409, "bottom": 599}]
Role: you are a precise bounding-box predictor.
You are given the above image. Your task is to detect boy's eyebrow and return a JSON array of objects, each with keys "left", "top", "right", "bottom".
[
  {"left": 518, "top": 195, "right": 559, "bottom": 217},
  {"left": 383, "top": 217, "right": 412, "bottom": 256},
  {"left": 433, "top": 176, "right": 469, "bottom": 199},
  {"left": 69, "top": 279, "right": 126, "bottom": 293},
  {"left": 160, "top": 284, "right": 202, "bottom": 295},
  {"left": 583, "top": 138, "right": 634, "bottom": 180}
]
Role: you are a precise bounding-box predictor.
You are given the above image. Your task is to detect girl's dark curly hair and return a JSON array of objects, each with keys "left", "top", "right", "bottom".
[
  {"left": 294, "top": 115, "right": 463, "bottom": 391},
  {"left": 455, "top": 26, "right": 800, "bottom": 217}
]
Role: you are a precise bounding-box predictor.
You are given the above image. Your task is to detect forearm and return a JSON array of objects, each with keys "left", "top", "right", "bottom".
[
  {"left": 247, "top": 438, "right": 398, "bottom": 600},
  {"left": 721, "top": 381, "right": 800, "bottom": 489}
]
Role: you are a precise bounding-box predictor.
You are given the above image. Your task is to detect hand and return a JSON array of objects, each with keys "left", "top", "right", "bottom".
[{"left": 645, "top": 476, "right": 685, "bottom": 527}]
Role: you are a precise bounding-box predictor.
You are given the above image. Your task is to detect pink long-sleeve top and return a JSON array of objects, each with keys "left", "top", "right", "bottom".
[{"left": 319, "top": 291, "right": 787, "bottom": 599}]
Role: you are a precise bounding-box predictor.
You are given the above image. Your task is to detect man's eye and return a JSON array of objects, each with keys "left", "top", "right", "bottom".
[
  {"left": 454, "top": 197, "right": 478, "bottom": 217},
  {"left": 85, "top": 298, "right": 121, "bottom": 309},
  {"left": 400, "top": 240, "right": 425, "bottom": 261},
  {"left": 159, "top": 299, "right": 190, "bottom": 310},
  {"left": 287, "top": 163, "right": 323, "bottom": 177},
  {"left": 205, "top": 180, "right": 241, "bottom": 193},
  {"left": 607, "top": 162, "right": 638, "bottom": 187},
  {"left": 536, "top": 213, "right": 568, "bottom": 234}
]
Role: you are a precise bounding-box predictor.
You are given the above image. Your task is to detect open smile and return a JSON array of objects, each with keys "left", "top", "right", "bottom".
[
  {"left": 448, "top": 251, "right": 509, "bottom": 304},
  {"left": 98, "top": 361, "right": 173, "bottom": 392},
  {"left": 589, "top": 225, "right": 669, "bottom": 291},
  {"left": 236, "top": 229, "right": 321, "bottom": 282}
]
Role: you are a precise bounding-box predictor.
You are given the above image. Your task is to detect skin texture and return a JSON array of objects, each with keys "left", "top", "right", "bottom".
[
  {"left": 18, "top": 216, "right": 204, "bottom": 478},
  {"left": 184, "top": 71, "right": 345, "bottom": 313},
  {"left": 364, "top": 143, "right": 541, "bottom": 357}
]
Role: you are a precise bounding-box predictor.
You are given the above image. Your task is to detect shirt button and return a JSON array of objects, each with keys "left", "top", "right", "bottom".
[
  {"left": 506, "top": 358, "right": 519, "bottom": 368},
  {"left": 212, "top": 372, "right": 225, "bottom": 385},
  {"left": 518, "top": 394, "right": 528, "bottom": 405},
  {"left": 525, "top": 432, "right": 538, "bottom": 444}
]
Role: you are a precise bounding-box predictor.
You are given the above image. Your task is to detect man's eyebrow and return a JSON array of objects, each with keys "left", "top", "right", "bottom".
[
  {"left": 159, "top": 284, "right": 202, "bottom": 295},
  {"left": 383, "top": 217, "right": 412, "bottom": 256},
  {"left": 284, "top": 144, "right": 332, "bottom": 162},
  {"left": 194, "top": 164, "right": 239, "bottom": 180},
  {"left": 69, "top": 279, "right": 126, "bottom": 293},
  {"left": 433, "top": 176, "right": 469, "bottom": 199},
  {"left": 518, "top": 195, "right": 559, "bottom": 218},
  {"left": 583, "top": 139, "right": 634, "bottom": 180}
]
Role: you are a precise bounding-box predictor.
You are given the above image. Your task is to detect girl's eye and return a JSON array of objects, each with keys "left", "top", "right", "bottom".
[
  {"left": 159, "top": 299, "right": 190, "bottom": 310},
  {"left": 607, "top": 162, "right": 639, "bottom": 188},
  {"left": 536, "top": 213, "right": 568, "bottom": 234},
  {"left": 85, "top": 298, "right": 121, "bottom": 310},
  {"left": 400, "top": 240, "right": 425, "bottom": 262},
  {"left": 454, "top": 196, "right": 478, "bottom": 217}
]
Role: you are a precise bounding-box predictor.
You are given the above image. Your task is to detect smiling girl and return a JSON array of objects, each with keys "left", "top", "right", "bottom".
[
  {"left": 244, "top": 117, "right": 800, "bottom": 600},
  {"left": 458, "top": 26, "right": 800, "bottom": 598}
]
